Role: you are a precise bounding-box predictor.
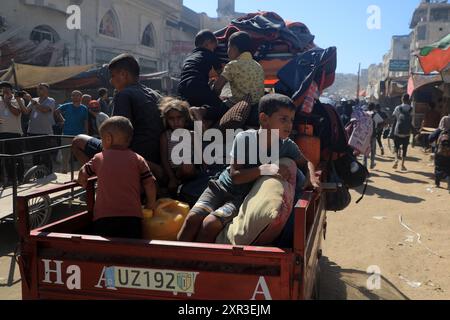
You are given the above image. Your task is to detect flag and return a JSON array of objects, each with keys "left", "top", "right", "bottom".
[{"left": 418, "top": 34, "right": 450, "bottom": 74}]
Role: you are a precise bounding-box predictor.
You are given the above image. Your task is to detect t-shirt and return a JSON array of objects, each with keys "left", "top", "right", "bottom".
[
  {"left": 96, "top": 112, "right": 109, "bottom": 130},
  {"left": 98, "top": 98, "right": 112, "bottom": 116},
  {"left": 113, "top": 83, "right": 163, "bottom": 164},
  {"left": 178, "top": 47, "right": 222, "bottom": 92},
  {"left": 0, "top": 97, "right": 24, "bottom": 134},
  {"left": 221, "top": 52, "right": 265, "bottom": 105},
  {"left": 84, "top": 149, "right": 153, "bottom": 221},
  {"left": 27, "top": 97, "right": 56, "bottom": 135},
  {"left": 393, "top": 104, "right": 413, "bottom": 138},
  {"left": 89, "top": 112, "right": 109, "bottom": 138},
  {"left": 57, "top": 103, "right": 88, "bottom": 136},
  {"left": 218, "top": 129, "right": 304, "bottom": 195}
]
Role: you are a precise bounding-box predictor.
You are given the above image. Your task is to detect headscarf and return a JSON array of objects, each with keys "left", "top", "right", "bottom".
[{"left": 439, "top": 116, "right": 450, "bottom": 131}]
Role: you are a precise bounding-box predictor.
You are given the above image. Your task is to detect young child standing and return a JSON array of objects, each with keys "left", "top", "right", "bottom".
[
  {"left": 77, "top": 116, "right": 157, "bottom": 239},
  {"left": 159, "top": 97, "right": 197, "bottom": 195},
  {"left": 177, "top": 94, "right": 321, "bottom": 244},
  {"left": 178, "top": 30, "right": 227, "bottom": 124}
]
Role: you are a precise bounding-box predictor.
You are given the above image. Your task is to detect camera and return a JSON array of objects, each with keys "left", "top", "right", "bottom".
[{"left": 16, "top": 90, "right": 26, "bottom": 98}]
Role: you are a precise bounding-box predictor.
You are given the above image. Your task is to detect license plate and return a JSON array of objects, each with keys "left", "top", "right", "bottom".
[{"left": 104, "top": 266, "right": 198, "bottom": 295}]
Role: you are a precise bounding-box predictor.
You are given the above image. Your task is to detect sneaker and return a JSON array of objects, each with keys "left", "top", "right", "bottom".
[
  {"left": 401, "top": 165, "right": 407, "bottom": 172},
  {"left": 370, "top": 163, "right": 376, "bottom": 170},
  {"left": 381, "top": 148, "right": 385, "bottom": 156},
  {"left": 393, "top": 162, "right": 399, "bottom": 169}
]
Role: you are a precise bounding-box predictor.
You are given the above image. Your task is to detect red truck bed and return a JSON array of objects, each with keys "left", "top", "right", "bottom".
[{"left": 16, "top": 180, "right": 326, "bottom": 300}]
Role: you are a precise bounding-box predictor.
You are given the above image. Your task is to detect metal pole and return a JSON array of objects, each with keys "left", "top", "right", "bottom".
[
  {"left": 356, "top": 63, "right": 361, "bottom": 101},
  {"left": 12, "top": 156, "right": 18, "bottom": 223},
  {"left": 70, "top": 144, "right": 74, "bottom": 206},
  {"left": 1, "top": 140, "right": 6, "bottom": 186},
  {"left": 11, "top": 60, "right": 19, "bottom": 90}
]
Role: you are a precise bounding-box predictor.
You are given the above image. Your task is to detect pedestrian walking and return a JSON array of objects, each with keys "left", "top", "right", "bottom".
[{"left": 392, "top": 94, "right": 414, "bottom": 171}]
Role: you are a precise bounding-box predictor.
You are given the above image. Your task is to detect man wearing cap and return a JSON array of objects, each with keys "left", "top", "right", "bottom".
[
  {"left": 0, "top": 82, "right": 28, "bottom": 184},
  {"left": 87, "top": 100, "right": 109, "bottom": 138},
  {"left": 23, "top": 83, "right": 56, "bottom": 172}
]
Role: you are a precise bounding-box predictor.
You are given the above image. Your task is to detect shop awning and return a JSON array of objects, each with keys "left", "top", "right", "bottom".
[
  {"left": 407, "top": 72, "right": 443, "bottom": 96},
  {"left": 0, "top": 63, "right": 95, "bottom": 89}
]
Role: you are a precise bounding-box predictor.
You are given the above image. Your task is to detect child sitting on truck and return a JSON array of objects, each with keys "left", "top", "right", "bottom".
[
  {"left": 159, "top": 97, "right": 197, "bottom": 195},
  {"left": 178, "top": 30, "right": 227, "bottom": 125},
  {"left": 190, "top": 31, "right": 265, "bottom": 125},
  {"left": 177, "top": 94, "right": 321, "bottom": 244},
  {"left": 77, "top": 116, "right": 157, "bottom": 239}
]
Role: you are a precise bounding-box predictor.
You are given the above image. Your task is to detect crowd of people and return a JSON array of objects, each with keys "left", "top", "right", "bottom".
[
  {"left": 1, "top": 27, "right": 448, "bottom": 244},
  {"left": 336, "top": 93, "right": 450, "bottom": 188},
  {"left": 0, "top": 29, "right": 321, "bottom": 243},
  {"left": 0, "top": 80, "right": 114, "bottom": 184}
]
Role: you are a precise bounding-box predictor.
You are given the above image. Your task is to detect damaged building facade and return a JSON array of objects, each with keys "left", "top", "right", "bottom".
[{"left": 0, "top": 0, "right": 244, "bottom": 76}]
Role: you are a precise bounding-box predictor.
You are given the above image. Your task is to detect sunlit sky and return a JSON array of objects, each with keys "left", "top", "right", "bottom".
[{"left": 184, "top": 0, "right": 421, "bottom": 74}]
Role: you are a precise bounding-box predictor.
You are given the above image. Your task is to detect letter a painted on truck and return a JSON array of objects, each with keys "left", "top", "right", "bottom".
[{"left": 251, "top": 277, "right": 273, "bottom": 300}]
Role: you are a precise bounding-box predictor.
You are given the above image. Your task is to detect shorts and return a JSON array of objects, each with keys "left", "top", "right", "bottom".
[
  {"left": 190, "top": 180, "right": 243, "bottom": 226},
  {"left": 85, "top": 138, "right": 103, "bottom": 159},
  {"left": 394, "top": 136, "right": 410, "bottom": 157}
]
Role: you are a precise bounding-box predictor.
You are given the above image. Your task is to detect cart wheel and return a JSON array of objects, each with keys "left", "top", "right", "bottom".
[
  {"left": 23, "top": 165, "right": 50, "bottom": 184},
  {"left": 28, "top": 195, "right": 52, "bottom": 229}
]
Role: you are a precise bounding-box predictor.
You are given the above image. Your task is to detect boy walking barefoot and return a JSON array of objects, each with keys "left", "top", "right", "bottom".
[{"left": 78, "top": 116, "right": 156, "bottom": 239}]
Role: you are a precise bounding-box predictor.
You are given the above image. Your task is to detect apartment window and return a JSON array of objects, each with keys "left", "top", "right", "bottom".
[
  {"left": 99, "top": 10, "right": 120, "bottom": 38},
  {"left": 30, "top": 25, "right": 60, "bottom": 44},
  {"left": 417, "top": 25, "right": 427, "bottom": 41},
  {"left": 142, "top": 24, "right": 156, "bottom": 48},
  {"left": 431, "top": 8, "right": 449, "bottom": 22}
]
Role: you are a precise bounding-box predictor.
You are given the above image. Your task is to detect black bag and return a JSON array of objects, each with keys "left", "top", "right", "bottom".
[
  {"left": 326, "top": 163, "right": 352, "bottom": 212},
  {"left": 395, "top": 107, "right": 413, "bottom": 136},
  {"left": 333, "top": 153, "right": 369, "bottom": 189}
]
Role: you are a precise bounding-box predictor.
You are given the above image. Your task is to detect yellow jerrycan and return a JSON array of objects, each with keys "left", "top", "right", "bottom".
[{"left": 142, "top": 199, "right": 190, "bottom": 241}]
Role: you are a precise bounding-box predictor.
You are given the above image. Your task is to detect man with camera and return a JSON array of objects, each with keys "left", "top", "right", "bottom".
[
  {"left": 22, "top": 83, "right": 56, "bottom": 172},
  {"left": 0, "top": 81, "right": 28, "bottom": 185}
]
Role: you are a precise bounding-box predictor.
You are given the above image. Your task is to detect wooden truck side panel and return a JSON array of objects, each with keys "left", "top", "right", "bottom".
[{"left": 17, "top": 182, "right": 324, "bottom": 300}]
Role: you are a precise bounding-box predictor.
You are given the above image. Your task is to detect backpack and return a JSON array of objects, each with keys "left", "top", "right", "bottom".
[
  {"left": 436, "top": 131, "right": 450, "bottom": 158},
  {"left": 395, "top": 107, "right": 413, "bottom": 136}
]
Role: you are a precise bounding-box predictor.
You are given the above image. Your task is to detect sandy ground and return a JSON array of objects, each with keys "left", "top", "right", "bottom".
[
  {"left": 0, "top": 141, "right": 449, "bottom": 300},
  {"left": 320, "top": 142, "right": 450, "bottom": 300}
]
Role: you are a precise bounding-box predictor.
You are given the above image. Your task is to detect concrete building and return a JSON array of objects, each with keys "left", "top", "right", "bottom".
[
  {"left": 410, "top": 0, "right": 450, "bottom": 72},
  {"left": 0, "top": 0, "right": 204, "bottom": 75},
  {"left": 0, "top": 0, "right": 249, "bottom": 76},
  {"left": 382, "top": 35, "right": 412, "bottom": 79},
  {"left": 366, "top": 63, "right": 383, "bottom": 100},
  {"left": 199, "top": 0, "right": 245, "bottom": 32}
]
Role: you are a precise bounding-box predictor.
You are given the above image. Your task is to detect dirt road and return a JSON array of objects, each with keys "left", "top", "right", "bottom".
[
  {"left": 0, "top": 142, "right": 449, "bottom": 300},
  {"left": 320, "top": 142, "right": 450, "bottom": 300}
]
